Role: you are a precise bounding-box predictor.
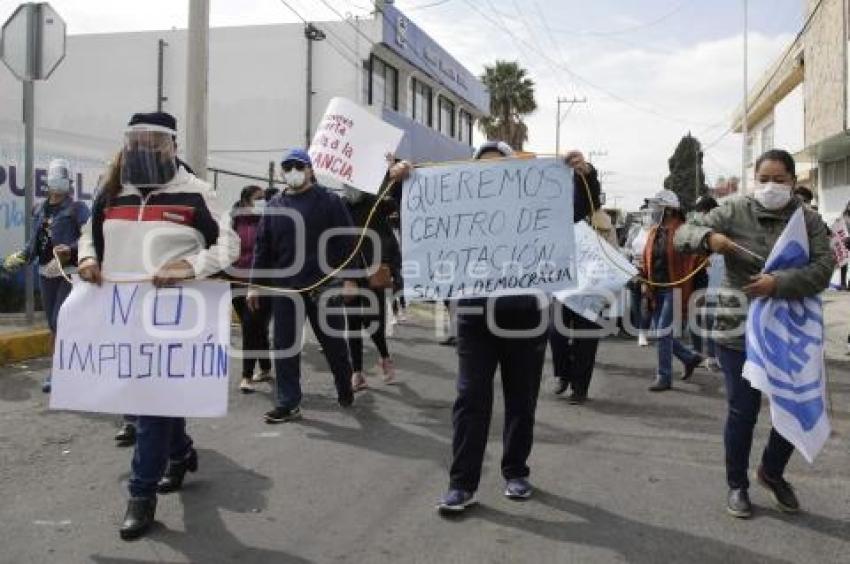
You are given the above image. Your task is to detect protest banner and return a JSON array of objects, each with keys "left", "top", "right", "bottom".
[
  {"left": 401, "top": 157, "right": 577, "bottom": 300},
  {"left": 308, "top": 97, "right": 404, "bottom": 194},
  {"left": 554, "top": 221, "right": 637, "bottom": 321},
  {"left": 50, "top": 281, "right": 232, "bottom": 418},
  {"left": 743, "top": 208, "right": 830, "bottom": 462},
  {"left": 829, "top": 217, "right": 849, "bottom": 267}
]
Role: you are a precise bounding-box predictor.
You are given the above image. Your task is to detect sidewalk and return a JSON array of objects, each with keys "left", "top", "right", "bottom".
[
  {"left": 0, "top": 312, "right": 50, "bottom": 365},
  {"left": 822, "top": 289, "right": 850, "bottom": 361}
]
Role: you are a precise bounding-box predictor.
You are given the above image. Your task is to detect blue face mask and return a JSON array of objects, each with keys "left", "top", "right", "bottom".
[{"left": 47, "top": 178, "right": 71, "bottom": 194}]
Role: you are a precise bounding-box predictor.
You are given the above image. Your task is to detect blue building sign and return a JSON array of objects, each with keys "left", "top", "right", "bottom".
[{"left": 380, "top": 3, "right": 490, "bottom": 115}]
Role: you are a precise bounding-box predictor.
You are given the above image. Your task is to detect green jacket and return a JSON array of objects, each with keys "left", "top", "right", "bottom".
[{"left": 674, "top": 196, "right": 834, "bottom": 350}]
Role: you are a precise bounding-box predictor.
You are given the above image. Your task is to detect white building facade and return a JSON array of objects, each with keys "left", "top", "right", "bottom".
[{"left": 0, "top": 2, "right": 489, "bottom": 257}]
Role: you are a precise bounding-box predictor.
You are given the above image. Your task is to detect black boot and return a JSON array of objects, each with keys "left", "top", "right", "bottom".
[
  {"left": 157, "top": 448, "right": 198, "bottom": 493},
  {"left": 114, "top": 423, "right": 137, "bottom": 447},
  {"left": 119, "top": 497, "right": 157, "bottom": 540}
]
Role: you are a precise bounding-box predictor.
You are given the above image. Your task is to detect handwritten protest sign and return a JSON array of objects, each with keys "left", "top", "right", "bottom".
[
  {"left": 554, "top": 221, "right": 637, "bottom": 321},
  {"left": 830, "top": 218, "right": 849, "bottom": 267},
  {"left": 50, "top": 281, "right": 232, "bottom": 418},
  {"left": 308, "top": 97, "right": 404, "bottom": 194},
  {"left": 401, "top": 158, "right": 577, "bottom": 300}
]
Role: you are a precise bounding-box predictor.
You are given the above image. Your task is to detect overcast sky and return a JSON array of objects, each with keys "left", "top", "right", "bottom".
[{"left": 0, "top": 0, "right": 802, "bottom": 210}]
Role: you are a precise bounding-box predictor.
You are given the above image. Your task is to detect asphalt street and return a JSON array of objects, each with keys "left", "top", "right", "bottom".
[{"left": 0, "top": 309, "right": 848, "bottom": 564}]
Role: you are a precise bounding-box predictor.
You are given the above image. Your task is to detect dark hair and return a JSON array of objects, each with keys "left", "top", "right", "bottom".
[
  {"left": 755, "top": 149, "right": 796, "bottom": 177},
  {"left": 99, "top": 151, "right": 124, "bottom": 204},
  {"left": 794, "top": 185, "right": 814, "bottom": 204},
  {"left": 237, "top": 185, "right": 263, "bottom": 207},
  {"left": 694, "top": 195, "right": 718, "bottom": 213},
  {"left": 264, "top": 187, "right": 280, "bottom": 201}
]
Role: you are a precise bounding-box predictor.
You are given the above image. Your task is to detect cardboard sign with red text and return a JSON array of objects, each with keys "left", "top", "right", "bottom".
[
  {"left": 830, "top": 218, "right": 850, "bottom": 268},
  {"left": 308, "top": 97, "right": 404, "bottom": 194}
]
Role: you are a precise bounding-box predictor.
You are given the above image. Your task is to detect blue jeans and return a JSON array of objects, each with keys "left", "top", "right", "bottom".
[
  {"left": 652, "top": 289, "right": 701, "bottom": 385},
  {"left": 39, "top": 275, "right": 72, "bottom": 334},
  {"left": 271, "top": 292, "right": 353, "bottom": 409},
  {"left": 128, "top": 416, "right": 193, "bottom": 498},
  {"left": 717, "top": 346, "right": 795, "bottom": 489}
]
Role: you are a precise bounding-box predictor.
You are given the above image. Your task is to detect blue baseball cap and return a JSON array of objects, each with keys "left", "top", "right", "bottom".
[{"left": 281, "top": 148, "right": 312, "bottom": 167}]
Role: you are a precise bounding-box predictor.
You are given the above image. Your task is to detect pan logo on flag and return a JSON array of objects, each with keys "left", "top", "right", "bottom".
[{"left": 747, "top": 297, "right": 825, "bottom": 431}]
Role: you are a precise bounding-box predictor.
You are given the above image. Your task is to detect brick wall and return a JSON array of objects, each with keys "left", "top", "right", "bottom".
[{"left": 805, "top": 0, "right": 847, "bottom": 146}]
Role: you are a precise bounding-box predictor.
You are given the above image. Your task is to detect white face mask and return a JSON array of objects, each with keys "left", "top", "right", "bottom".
[
  {"left": 252, "top": 199, "right": 266, "bottom": 213},
  {"left": 344, "top": 185, "right": 363, "bottom": 203},
  {"left": 48, "top": 178, "right": 71, "bottom": 194},
  {"left": 284, "top": 170, "right": 307, "bottom": 189},
  {"left": 754, "top": 182, "right": 793, "bottom": 210}
]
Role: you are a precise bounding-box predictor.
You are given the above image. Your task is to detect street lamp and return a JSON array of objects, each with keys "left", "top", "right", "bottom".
[{"left": 305, "top": 23, "right": 326, "bottom": 147}]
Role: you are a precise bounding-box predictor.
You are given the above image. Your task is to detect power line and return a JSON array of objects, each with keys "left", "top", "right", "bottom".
[
  {"left": 459, "top": 0, "right": 719, "bottom": 128},
  {"left": 550, "top": 0, "right": 692, "bottom": 37},
  {"left": 405, "top": 0, "right": 453, "bottom": 10}
]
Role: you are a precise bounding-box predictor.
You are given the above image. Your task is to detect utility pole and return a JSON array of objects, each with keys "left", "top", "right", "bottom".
[
  {"left": 741, "top": 0, "right": 749, "bottom": 194},
  {"left": 555, "top": 96, "right": 587, "bottom": 156},
  {"left": 156, "top": 38, "right": 168, "bottom": 111},
  {"left": 305, "top": 23, "right": 326, "bottom": 147},
  {"left": 185, "top": 0, "right": 209, "bottom": 179}
]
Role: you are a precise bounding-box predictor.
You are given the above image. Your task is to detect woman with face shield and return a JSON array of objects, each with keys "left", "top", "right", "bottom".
[
  {"left": 3, "top": 158, "right": 90, "bottom": 393},
  {"left": 642, "top": 190, "right": 705, "bottom": 393},
  {"left": 76, "top": 112, "right": 240, "bottom": 541},
  {"left": 675, "top": 149, "right": 834, "bottom": 519}
]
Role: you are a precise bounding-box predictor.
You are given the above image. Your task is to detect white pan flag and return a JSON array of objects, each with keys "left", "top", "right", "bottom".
[{"left": 742, "top": 208, "right": 830, "bottom": 463}]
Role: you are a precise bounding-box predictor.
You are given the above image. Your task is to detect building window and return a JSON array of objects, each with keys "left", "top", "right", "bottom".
[
  {"left": 761, "top": 122, "right": 775, "bottom": 152},
  {"left": 824, "top": 158, "right": 849, "bottom": 189},
  {"left": 438, "top": 96, "right": 456, "bottom": 137},
  {"left": 369, "top": 56, "right": 398, "bottom": 111},
  {"left": 459, "top": 109, "right": 473, "bottom": 146},
  {"left": 411, "top": 78, "right": 433, "bottom": 127}
]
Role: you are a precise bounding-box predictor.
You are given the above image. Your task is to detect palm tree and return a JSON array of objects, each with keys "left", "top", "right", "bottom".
[{"left": 479, "top": 61, "right": 537, "bottom": 151}]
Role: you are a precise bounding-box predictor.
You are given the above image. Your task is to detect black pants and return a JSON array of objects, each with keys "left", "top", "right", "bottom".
[
  {"left": 449, "top": 306, "right": 547, "bottom": 492},
  {"left": 841, "top": 265, "right": 847, "bottom": 289},
  {"left": 233, "top": 294, "right": 272, "bottom": 378},
  {"left": 347, "top": 290, "right": 390, "bottom": 372},
  {"left": 549, "top": 303, "right": 601, "bottom": 397}
]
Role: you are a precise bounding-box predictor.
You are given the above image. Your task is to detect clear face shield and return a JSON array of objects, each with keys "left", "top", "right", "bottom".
[{"left": 120, "top": 126, "right": 178, "bottom": 189}]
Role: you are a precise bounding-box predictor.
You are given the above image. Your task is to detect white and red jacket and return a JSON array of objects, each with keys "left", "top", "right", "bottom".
[{"left": 78, "top": 167, "right": 240, "bottom": 279}]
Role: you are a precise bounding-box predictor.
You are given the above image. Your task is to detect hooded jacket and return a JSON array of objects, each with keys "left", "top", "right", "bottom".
[{"left": 674, "top": 195, "right": 834, "bottom": 350}]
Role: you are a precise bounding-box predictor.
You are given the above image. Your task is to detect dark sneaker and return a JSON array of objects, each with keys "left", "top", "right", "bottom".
[
  {"left": 648, "top": 378, "right": 672, "bottom": 392},
  {"left": 41, "top": 376, "right": 52, "bottom": 394},
  {"left": 338, "top": 392, "right": 355, "bottom": 408},
  {"left": 439, "top": 336, "right": 457, "bottom": 347},
  {"left": 681, "top": 356, "right": 704, "bottom": 381},
  {"left": 553, "top": 377, "right": 569, "bottom": 395},
  {"left": 566, "top": 392, "right": 587, "bottom": 405},
  {"left": 756, "top": 466, "right": 800, "bottom": 513},
  {"left": 727, "top": 488, "right": 753, "bottom": 519},
  {"left": 437, "top": 489, "right": 476, "bottom": 513},
  {"left": 264, "top": 406, "right": 302, "bottom": 424},
  {"left": 504, "top": 478, "right": 533, "bottom": 500},
  {"left": 114, "top": 423, "right": 137, "bottom": 447}
]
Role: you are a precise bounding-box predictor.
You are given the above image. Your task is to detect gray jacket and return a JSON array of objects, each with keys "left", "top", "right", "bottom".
[{"left": 674, "top": 195, "right": 834, "bottom": 350}]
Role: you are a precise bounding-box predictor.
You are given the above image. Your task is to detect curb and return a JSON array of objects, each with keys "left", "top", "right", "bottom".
[{"left": 0, "top": 328, "right": 52, "bottom": 365}]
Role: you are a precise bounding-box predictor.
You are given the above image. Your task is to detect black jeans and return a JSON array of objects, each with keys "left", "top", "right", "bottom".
[
  {"left": 271, "top": 290, "right": 353, "bottom": 409},
  {"left": 549, "top": 303, "right": 601, "bottom": 397},
  {"left": 449, "top": 306, "right": 547, "bottom": 492},
  {"left": 346, "top": 290, "right": 390, "bottom": 372},
  {"left": 232, "top": 294, "right": 272, "bottom": 378},
  {"left": 718, "top": 346, "right": 795, "bottom": 489}
]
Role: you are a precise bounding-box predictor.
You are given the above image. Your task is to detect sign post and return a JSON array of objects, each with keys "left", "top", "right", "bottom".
[{"left": 1, "top": 2, "right": 66, "bottom": 324}]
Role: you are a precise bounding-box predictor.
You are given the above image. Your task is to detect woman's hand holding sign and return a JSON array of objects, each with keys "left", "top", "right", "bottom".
[{"left": 152, "top": 260, "right": 195, "bottom": 288}]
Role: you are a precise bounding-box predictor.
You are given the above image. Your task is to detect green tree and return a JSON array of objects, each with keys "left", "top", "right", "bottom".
[
  {"left": 479, "top": 61, "right": 537, "bottom": 151},
  {"left": 663, "top": 133, "right": 709, "bottom": 211}
]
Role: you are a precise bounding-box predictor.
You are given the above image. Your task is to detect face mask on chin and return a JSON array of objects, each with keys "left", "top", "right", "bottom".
[{"left": 754, "top": 182, "right": 793, "bottom": 210}]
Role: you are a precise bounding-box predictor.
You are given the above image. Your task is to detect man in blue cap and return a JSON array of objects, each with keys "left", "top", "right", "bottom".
[{"left": 248, "top": 149, "right": 358, "bottom": 422}]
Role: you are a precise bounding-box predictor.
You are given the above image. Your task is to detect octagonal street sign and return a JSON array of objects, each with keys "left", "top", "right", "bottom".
[{"left": 1, "top": 2, "right": 66, "bottom": 81}]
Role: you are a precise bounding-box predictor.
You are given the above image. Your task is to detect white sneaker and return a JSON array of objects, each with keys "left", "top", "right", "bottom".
[
  {"left": 638, "top": 332, "right": 649, "bottom": 347},
  {"left": 702, "top": 357, "right": 720, "bottom": 371},
  {"left": 239, "top": 378, "right": 256, "bottom": 394},
  {"left": 252, "top": 369, "right": 272, "bottom": 383}
]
